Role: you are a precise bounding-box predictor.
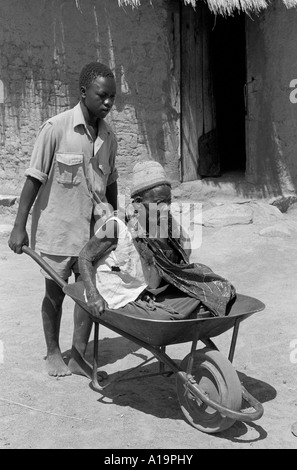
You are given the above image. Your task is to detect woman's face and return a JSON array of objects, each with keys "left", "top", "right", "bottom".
[
  {"left": 141, "top": 185, "right": 172, "bottom": 209},
  {"left": 136, "top": 185, "right": 172, "bottom": 236}
]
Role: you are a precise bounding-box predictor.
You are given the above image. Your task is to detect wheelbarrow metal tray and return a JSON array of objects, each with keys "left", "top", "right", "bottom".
[{"left": 64, "top": 283, "right": 265, "bottom": 347}]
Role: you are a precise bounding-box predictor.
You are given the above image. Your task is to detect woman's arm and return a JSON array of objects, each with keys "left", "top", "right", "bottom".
[
  {"left": 105, "top": 180, "right": 118, "bottom": 213},
  {"left": 79, "top": 219, "right": 119, "bottom": 317},
  {"left": 135, "top": 240, "right": 162, "bottom": 289},
  {"left": 142, "top": 261, "right": 163, "bottom": 289}
]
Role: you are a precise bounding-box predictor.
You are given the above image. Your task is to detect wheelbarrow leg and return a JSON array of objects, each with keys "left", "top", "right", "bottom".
[
  {"left": 186, "top": 326, "right": 200, "bottom": 377},
  {"left": 228, "top": 318, "right": 241, "bottom": 363},
  {"left": 159, "top": 346, "right": 166, "bottom": 373},
  {"left": 91, "top": 322, "right": 104, "bottom": 392},
  {"left": 201, "top": 338, "right": 218, "bottom": 350}
]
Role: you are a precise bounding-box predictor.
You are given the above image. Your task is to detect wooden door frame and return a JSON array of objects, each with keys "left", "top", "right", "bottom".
[
  {"left": 180, "top": 2, "right": 217, "bottom": 182},
  {"left": 180, "top": 5, "right": 247, "bottom": 182}
]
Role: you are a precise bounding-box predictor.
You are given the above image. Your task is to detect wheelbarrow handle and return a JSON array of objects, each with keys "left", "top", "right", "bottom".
[
  {"left": 177, "top": 371, "right": 264, "bottom": 423},
  {"left": 21, "top": 245, "right": 67, "bottom": 290}
]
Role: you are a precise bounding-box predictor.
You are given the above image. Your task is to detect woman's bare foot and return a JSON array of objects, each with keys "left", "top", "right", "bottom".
[
  {"left": 45, "top": 352, "right": 72, "bottom": 377},
  {"left": 68, "top": 348, "right": 108, "bottom": 381}
]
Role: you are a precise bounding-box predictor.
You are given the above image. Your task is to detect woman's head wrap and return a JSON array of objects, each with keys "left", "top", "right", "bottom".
[{"left": 130, "top": 160, "right": 171, "bottom": 198}]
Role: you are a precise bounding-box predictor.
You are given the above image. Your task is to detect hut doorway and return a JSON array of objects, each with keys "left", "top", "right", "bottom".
[
  {"left": 180, "top": 3, "right": 247, "bottom": 181},
  {"left": 211, "top": 13, "right": 246, "bottom": 174}
]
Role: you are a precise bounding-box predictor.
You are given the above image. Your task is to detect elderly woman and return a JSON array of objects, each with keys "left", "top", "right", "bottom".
[{"left": 69, "top": 160, "right": 236, "bottom": 378}]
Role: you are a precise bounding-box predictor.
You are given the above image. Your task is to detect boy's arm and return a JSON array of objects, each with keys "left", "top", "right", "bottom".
[
  {"left": 9, "top": 121, "right": 57, "bottom": 254},
  {"left": 8, "top": 176, "right": 42, "bottom": 254},
  {"left": 79, "top": 219, "right": 118, "bottom": 317}
]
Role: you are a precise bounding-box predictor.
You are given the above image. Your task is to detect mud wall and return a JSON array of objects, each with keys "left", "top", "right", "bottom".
[
  {"left": 245, "top": 0, "right": 297, "bottom": 195},
  {"left": 0, "top": 0, "right": 181, "bottom": 196}
]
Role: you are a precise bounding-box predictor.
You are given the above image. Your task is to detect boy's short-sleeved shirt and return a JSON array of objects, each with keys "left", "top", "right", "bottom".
[{"left": 25, "top": 102, "right": 118, "bottom": 256}]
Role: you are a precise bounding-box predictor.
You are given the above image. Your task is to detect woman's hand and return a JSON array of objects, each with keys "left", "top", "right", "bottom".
[
  {"left": 78, "top": 218, "right": 119, "bottom": 318},
  {"left": 86, "top": 289, "right": 107, "bottom": 318},
  {"left": 137, "top": 241, "right": 155, "bottom": 265}
]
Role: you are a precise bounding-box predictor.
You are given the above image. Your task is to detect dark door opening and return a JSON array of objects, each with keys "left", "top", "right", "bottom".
[{"left": 211, "top": 13, "right": 246, "bottom": 173}]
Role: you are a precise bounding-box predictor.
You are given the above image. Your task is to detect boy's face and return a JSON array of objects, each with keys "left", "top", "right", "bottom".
[{"left": 81, "top": 75, "right": 116, "bottom": 120}]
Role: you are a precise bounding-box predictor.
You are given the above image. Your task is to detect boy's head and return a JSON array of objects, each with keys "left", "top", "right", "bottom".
[
  {"left": 79, "top": 62, "right": 115, "bottom": 90},
  {"left": 79, "top": 62, "right": 116, "bottom": 120}
]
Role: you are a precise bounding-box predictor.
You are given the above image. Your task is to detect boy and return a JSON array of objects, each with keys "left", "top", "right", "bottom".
[{"left": 8, "top": 62, "right": 118, "bottom": 377}]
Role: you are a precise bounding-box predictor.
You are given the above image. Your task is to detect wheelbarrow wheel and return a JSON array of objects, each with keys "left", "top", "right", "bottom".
[{"left": 176, "top": 347, "right": 242, "bottom": 433}]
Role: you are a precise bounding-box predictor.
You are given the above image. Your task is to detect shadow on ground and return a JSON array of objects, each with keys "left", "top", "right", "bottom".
[{"left": 68, "top": 335, "right": 276, "bottom": 443}]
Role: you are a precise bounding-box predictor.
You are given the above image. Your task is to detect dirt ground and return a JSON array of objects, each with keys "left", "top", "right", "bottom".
[{"left": 1, "top": 203, "right": 297, "bottom": 450}]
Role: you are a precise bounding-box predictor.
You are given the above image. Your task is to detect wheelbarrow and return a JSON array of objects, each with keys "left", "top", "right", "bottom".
[{"left": 23, "top": 246, "right": 265, "bottom": 434}]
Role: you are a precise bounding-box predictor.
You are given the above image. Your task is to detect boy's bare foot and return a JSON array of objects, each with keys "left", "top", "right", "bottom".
[{"left": 45, "top": 353, "right": 72, "bottom": 377}]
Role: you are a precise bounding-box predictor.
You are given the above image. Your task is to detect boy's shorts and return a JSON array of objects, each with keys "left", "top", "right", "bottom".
[{"left": 40, "top": 253, "right": 80, "bottom": 281}]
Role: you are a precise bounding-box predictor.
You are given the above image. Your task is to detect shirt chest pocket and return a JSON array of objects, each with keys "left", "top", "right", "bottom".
[{"left": 55, "top": 153, "right": 84, "bottom": 185}]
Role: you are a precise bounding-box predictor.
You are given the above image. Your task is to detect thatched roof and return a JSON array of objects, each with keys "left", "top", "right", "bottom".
[{"left": 118, "top": 0, "right": 297, "bottom": 16}]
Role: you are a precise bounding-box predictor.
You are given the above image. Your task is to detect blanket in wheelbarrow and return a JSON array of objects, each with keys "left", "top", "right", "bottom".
[
  {"left": 72, "top": 281, "right": 211, "bottom": 321},
  {"left": 116, "top": 284, "right": 210, "bottom": 321},
  {"left": 135, "top": 235, "right": 236, "bottom": 318}
]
